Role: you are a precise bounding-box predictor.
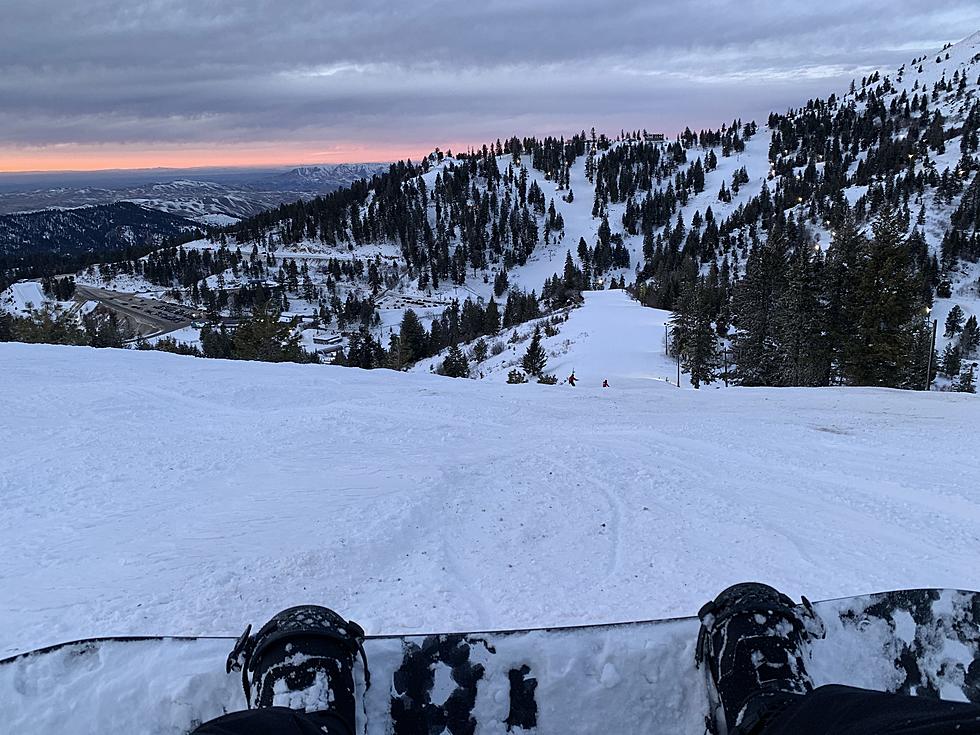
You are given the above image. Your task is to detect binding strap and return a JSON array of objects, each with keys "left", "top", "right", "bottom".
[{"left": 226, "top": 612, "right": 370, "bottom": 708}]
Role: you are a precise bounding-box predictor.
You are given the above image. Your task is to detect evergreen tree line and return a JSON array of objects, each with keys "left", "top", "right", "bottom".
[
  {"left": 669, "top": 206, "right": 959, "bottom": 390},
  {"left": 939, "top": 303, "right": 980, "bottom": 391},
  {"left": 40, "top": 276, "right": 77, "bottom": 301},
  {"left": 0, "top": 304, "right": 131, "bottom": 349},
  {"left": 184, "top": 301, "right": 320, "bottom": 364},
  {"left": 0, "top": 299, "right": 321, "bottom": 365},
  {"left": 338, "top": 288, "right": 541, "bottom": 371},
  {"left": 0, "top": 229, "right": 202, "bottom": 293},
  {"left": 639, "top": 64, "right": 977, "bottom": 323},
  {"left": 222, "top": 142, "right": 579, "bottom": 287},
  {"left": 91, "top": 243, "right": 398, "bottom": 333}
]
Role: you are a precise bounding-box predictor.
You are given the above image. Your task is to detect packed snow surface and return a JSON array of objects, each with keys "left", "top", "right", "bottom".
[
  {"left": 2, "top": 293, "right": 980, "bottom": 663},
  {"left": 414, "top": 291, "right": 686, "bottom": 386},
  {"left": 1, "top": 281, "right": 49, "bottom": 315}
]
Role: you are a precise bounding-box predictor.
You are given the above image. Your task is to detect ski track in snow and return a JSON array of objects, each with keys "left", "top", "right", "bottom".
[{"left": 2, "top": 291, "right": 980, "bottom": 662}]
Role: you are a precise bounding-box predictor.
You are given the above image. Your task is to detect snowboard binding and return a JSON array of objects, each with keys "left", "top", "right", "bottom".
[
  {"left": 226, "top": 605, "right": 370, "bottom": 729},
  {"left": 695, "top": 583, "right": 825, "bottom": 735}
]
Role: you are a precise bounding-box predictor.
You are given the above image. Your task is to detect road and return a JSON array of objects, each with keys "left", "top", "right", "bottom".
[{"left": 74, "top": 285, "right": 201, "bottom": 337}]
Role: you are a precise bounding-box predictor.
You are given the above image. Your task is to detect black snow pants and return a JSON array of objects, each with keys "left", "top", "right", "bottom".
[
  {"left": 192, "top": 686, "right": 980, "bottom": 735},
  {"left": 741, "top": 684, "right": 980, "bottom": 735},
  {"left": 192, "top": 707, "right": 350, "bottom": 735}
]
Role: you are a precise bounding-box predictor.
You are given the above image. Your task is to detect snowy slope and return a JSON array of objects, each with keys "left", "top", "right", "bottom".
[
  {"left": 526, "top": 291, "right": 686, "bottom": 386},
  {"left": 0, "top": 281, "right": 49, "bottom": 314},
  {"left": 2, "top": 341, "right": 978, "bottom": 663},
  {"left": 415, "top": 289, "right": 690, "bottom": 387}
]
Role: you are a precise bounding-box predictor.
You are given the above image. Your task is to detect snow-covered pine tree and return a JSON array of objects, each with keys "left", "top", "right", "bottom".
[{"left": 521, "top": 325, "right": 548, "bottom": 377}]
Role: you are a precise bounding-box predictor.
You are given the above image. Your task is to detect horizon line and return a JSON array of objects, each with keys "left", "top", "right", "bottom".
[{"left": 0, "top": 161, "right": 397, "bottom": 177}]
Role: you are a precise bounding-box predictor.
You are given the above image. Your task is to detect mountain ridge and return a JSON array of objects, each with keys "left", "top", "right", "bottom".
[{"left": 4, "top": 32, "right": 980, "bottom": 389}]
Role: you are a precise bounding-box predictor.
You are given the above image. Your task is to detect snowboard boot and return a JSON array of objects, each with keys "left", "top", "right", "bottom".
[
  {"left": 226, "top": 605, "right": 369, "bottom": 735},
  {"left": 695, "top": 583, "right": 825, "bottom": 735}
]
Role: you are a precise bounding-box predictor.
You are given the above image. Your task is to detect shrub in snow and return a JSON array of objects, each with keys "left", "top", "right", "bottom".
[
  {"left": 472, "top": 338, "right": 489, "bottom": 363},
  {"left": 507, "top": 369, "right": 528, "bottom": 384}
]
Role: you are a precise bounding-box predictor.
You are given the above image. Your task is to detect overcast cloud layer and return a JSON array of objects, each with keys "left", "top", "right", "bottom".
[{"left": 2, "top": 1, "right": 980, "bottom": 167}]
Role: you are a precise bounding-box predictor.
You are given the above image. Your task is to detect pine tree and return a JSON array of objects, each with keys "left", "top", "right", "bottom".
[
  {"left": 473, "top": 338, "right": 489, "bottom": 363},
  {"left": 493, "top": 270, "right": 509, "bottom": 298},
  {"left": 671, "top": 277, "right": 720, "bottom": 388},
  {"left": 342, "top": 326, "right": 386, "bottom": 369},
  {"left": 232, "top": 301, "right": 311, "bottom": 363},
  {"left": 200, "top": 323, "right": 234, "bottom": 359},
  {"left": 483, "top": 299, "right": 500, "bottom": 334},
  {"left": 83, "top": 310, "right": 127, "bottom": 348},
  {"left": 0, "top": 311, "right": 11, "bottom": 342},
  {"left": 775, "top": 246, "right": 825, "bottom": 386},
  {"left": 901, "top": 319, "right": 936, "bottom": 390},
  {"left": 823, "top": 212, "right": 865, "bottom": 384},
  {"left": 957, "top": 362, "right": 977, "bottom": 393},
  {"left": 941, "top": 343, "right": 962, "bottom": 376},
  {"left": 960, "top": 316, "right": 980, "bottom": 357},
  {"left": 845, "top": 207, "right": 926, "bottom": 387},
  {"left": 397, "top": 309, "right": 428, "bottom": 366},
  {"left": 944, "top": 305, "right": 965, "bottom": 337},
  {"left": 442, "top": 344, "right": 470, "bottom": 378},
  {"left": 521, "top": 325, "right": 548, "bottom": 376},
  {"left": 9, "top": 304, "right": 88, "bottom": 346},
  {"left": 731, "top": 233, "right": 789, "bottom": 385},
  {"left": 690, "top": 158, "right": 705, "bottom": 193}
]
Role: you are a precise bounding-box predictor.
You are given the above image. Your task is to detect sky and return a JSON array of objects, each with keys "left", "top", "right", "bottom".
[{"left": 2, "top": 1, "right": 980, "bottom": 173}]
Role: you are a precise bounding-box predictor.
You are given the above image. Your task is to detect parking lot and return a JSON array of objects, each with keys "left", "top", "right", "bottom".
[{"left": 74, "top": 285, "right": 201, "bottom": 336}]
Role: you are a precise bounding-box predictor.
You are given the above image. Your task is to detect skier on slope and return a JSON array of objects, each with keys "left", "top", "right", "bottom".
[
  {"left": 602, "top": 379, "right": 609, "bottom": 388},
  {"left": 192, "top": 583, "right": 980, "bottom": 734},
  {"left": 567, "top": 371, "right": 577, "bottom": 386}
]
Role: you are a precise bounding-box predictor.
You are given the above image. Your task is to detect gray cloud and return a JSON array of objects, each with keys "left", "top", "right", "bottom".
[{"left": 2, "top": 1, "right": 979, "bottom": 157}]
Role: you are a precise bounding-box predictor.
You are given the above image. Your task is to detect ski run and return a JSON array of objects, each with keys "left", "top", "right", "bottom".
[{"left": 2, "top": 290, "right": 979, "bottom": 659}]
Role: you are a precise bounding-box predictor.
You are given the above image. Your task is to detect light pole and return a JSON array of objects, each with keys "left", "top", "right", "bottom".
[
  {"left": 924, "top": 315, "right": 937, "bottom": 391},
  {"left": 676, "top": 340, "right": 681, "bottom": 388}
]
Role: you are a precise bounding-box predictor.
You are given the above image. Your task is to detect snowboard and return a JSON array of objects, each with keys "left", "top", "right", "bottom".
[{"left": 2, "top": 588, "right": 979, "bottom": 735}]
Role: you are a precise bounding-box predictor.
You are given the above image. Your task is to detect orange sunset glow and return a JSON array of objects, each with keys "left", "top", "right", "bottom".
[{"left": 0, "top": 141, "right": 475, "bottom": 173}]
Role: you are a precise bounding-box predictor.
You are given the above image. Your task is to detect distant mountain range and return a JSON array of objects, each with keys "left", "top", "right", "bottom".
[{"left": 0, "top": 163, "right": 389, "bottom": 222}]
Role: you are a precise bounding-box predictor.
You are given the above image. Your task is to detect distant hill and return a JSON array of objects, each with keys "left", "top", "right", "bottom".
[
  {"left": 267, "top": 164, "right": 388, "bottom": 190},
  {"left": 0, "top": 202, "right": 197, "bottom": 258},
  {"left": 0, "top": 164, "right": 390, "bottom": 222},
  {"left": 0, "top": 202, "right": 203, "bottom": 289}
]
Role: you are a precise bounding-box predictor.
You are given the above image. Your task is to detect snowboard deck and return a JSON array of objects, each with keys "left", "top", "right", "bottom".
[{"left": 2, "top": 588, "right": 979, "bottom": 734}]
